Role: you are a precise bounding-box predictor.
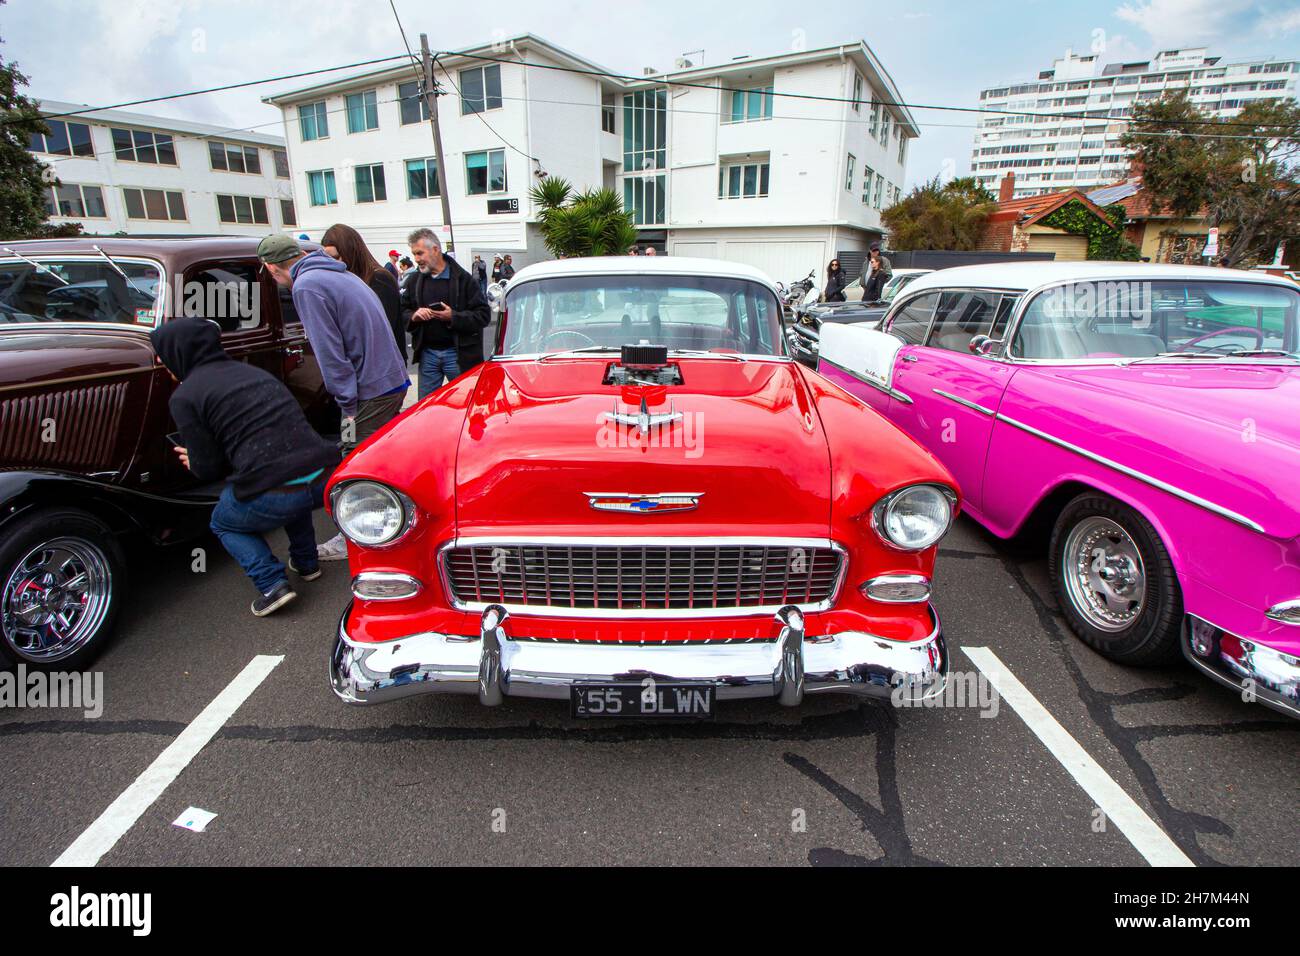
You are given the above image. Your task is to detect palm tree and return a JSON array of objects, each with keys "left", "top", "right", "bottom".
[{"left": 529, "top": 177, "right": 639, "bottom": 258}]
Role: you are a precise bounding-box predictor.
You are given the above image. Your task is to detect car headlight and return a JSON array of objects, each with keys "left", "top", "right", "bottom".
[
  {"left": 871, "top": 484, "right": 955, "bottom": 551},
  {"left": 333, "top": 481, "right": 412, "bottom": 547}
]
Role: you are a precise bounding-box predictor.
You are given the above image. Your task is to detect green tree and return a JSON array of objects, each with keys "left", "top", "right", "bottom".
[
  {"left": 1120, "top": 92, "right": 1300, "bottom": 266},
  {"left": 881, "top": 176, "right": 996, "bottom": 251},
  {"left": 529, "top": 177, "right": 639, "bottom": 258},
  {"left": 0, "top": 12, "right": 63, "bottom": 241}
]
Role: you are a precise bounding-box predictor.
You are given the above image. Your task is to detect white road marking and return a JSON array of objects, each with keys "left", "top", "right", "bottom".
[
  {"left": 51, "top": 655, "right": 283, "bottom": 867},
  {"left": 961, "top": 646, "right": 1194, "bottom": 868}
]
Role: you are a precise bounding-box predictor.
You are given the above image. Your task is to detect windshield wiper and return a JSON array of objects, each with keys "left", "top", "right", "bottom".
[
  {"left": 668, "top": 348, "right": 748, "bottom": 362},
  {"left": 1127, "top": 349, "right": 1296, "bottom": 365},
  {"left": 93, "top": 245, "right": 155, "bottom": 301},
  {"left": 2, "top": 247, "right": 69, "bottom": 285},
  {"left": 536, "top": 346, "right": 622, "bottom": 362}
]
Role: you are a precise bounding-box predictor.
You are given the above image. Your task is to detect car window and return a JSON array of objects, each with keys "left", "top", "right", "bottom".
[
  {"left": 183, "top": 261, "right": 263, "bottom": 333},
  {"left": 0, "top": 258, "right": 160, "bottom": 326},
  {"left": 927, "top": 290, "right": 1002, "bottom": 352},
  {"left": 887, "top": 292, "right": 939, "bottom": 345},
  {"left": 1013, "top": 280, "right": 1300, "bottom": 360},
  {"left": 500, "top": 275, "right": 784, "bottom": 355}
]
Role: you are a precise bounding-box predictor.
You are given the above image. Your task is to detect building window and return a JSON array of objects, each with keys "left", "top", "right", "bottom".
[
  {"left": 273, "top": 149, "right": 290, "bottom": 179},
  {"left": 718, "top": 160, "right": 769, "bottom": 199},
  {"left": 465, "top": 149, "right": 506, "bottom": 195},
  {"left": 29, "top": 120, "right": 94, "bottom": 157},
  {"left": 216, "top": 194, "right": 270, "bottom": 225},
  {"left": 845, "top": 153, "right": 855, "bottom": 191},
  {"left": 623, "top": 174, "right": 665, "bottom": 225},
  {"left": 398, "top": 80, "right": 430, "bottom": 125},
  {"left": 354, "top": 163, "right": 387, "bottom": 203},
  {"left": 852, "top": 72, "right": 863, "bottom": 112},
  {"left": 460, "top": 65, "right": 502, "bottom": 114},
  {"left": 406, "top": 157, "right": 441, "bottom": 199},
  {"left": 873, "top": 175, "right": 884, "bottom": 209},
  {"left": 862, "top": 166, "right": 874, "bottom": 204},
  {"left": 209, "top": 141, "right": 261, "bottom": 174},
  {"left": 602, "top": 104, "right": 616, "bottom": 134},
  {"left": 45, "top": 183, "right": 107, "bottom": 218},
  {"left": 111, "top": 128, "right": 176, "bottom": 165},
  {"left": 122, "top": 187, "right": 186, "bottom": 221},
  {"left": 879, "top": 111, "right": 891, "bottom": 146},
  {"left": 898, "top": 133, "right": 907, "bottom": 164},
  {"left": 298, "top": 101, "right": 329, "bottom": 141},
  {"left": 869, "top": 101, "right": 880, "bottom": 137},
  {"left": 623, "top": 88, "right": 667, "bottom": 172},
  {"left": 307, "top": 169, "right": 337, "bottom": 206},
  {"left": 280, "top": 199, "right": 297, "bottom": 227},
  {"left": 723, "top": 85, "right": 773, "bottom": 123},
  {"left": 346, "top": 90, "right": 379, "bottom": 133}
]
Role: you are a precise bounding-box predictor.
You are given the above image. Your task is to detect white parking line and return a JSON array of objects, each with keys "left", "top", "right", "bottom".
[
  {"left": 962, "top": 646, "right": 1194, "bottom": 868},
  {"left": 51, "top": 654, "right": 283, "bottom": 868}
]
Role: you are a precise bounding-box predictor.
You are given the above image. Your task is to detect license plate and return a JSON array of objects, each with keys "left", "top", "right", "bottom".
[{"left": 571, "top": 681, "right": 714, "bottom": 719}]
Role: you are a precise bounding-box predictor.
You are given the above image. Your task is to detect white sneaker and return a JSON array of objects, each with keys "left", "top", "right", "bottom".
[{"left": 317, "top": 533, "right": 349, "bottom": 562}]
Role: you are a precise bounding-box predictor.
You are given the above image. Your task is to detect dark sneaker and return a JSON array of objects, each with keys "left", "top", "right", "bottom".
[
  {"left": 289, "top": 560, "right": 323, "bottom": 582},
  {"left": 252, "top": 581, "right": 297, "bottom": 617}
]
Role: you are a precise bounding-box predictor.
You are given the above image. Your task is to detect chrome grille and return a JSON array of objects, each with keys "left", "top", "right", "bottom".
[{"left": 441, "top": 541, "right": 845, "bottom": 614}]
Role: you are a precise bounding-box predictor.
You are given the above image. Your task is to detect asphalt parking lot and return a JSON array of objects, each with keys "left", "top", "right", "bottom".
[{"left": 1, "top": 511, "right": 1296, "bottom": 868}]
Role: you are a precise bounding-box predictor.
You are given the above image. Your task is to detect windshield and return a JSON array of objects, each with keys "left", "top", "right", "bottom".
[
  {"left": 0, "top": 259, "right": 160, "bottom": 325},
  {"left": 499, "top": 274, "right": 785, "bottom": 356},
  {"left": 882, "top": 272, "right": 923, "bottom": 304},
  {"left": 1012, "top": 279, "right": 1300, "bottom": 360}
]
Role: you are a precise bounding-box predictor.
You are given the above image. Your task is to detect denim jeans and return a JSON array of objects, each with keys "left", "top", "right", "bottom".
[
  {"left": 418, "top": 346, "right": 460, "bottom": 399},
  {"left": 209, "top": 475, "right": 327, "bottom": 594}
]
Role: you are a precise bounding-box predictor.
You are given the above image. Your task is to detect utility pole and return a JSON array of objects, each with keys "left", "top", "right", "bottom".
[{"left": 420, "top": 33, "right": 456, "bottom": 252}]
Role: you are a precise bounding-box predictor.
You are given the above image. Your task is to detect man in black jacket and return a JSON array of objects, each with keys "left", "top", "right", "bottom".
[
  {"left": 151, "top": 318, "right": 341, "bottom": 617},
  {"left": 403, "top": 227, "right": 492, "bottom": 399}
]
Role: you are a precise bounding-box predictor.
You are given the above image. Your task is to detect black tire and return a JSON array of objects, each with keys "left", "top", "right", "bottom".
[
  {"left": 1048, "top": 493, "right": 1182, "bottom": 666},
  {"left": 0, "top": 509, "right": 125, "bottom": 671}
]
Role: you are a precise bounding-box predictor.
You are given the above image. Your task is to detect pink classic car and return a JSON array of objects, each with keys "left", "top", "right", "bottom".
[{"left": 817, "top": 262, "right": 1300, "bottom": 718}]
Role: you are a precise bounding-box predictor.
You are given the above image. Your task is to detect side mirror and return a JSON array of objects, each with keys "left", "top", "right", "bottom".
[
  {"left": 486, "top": 282, "right": 504, "bottom": 310},
  {"left": 969, "top": 335, "right": 1004, "bottom": 357}
]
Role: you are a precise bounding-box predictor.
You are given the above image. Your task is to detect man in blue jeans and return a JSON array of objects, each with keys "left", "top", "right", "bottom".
[
  {"left": 151, "top": 318, "right": 341, "bottom": 617},
  {"left": 403, "top": 228, "right": 491, "bottom": 399}
]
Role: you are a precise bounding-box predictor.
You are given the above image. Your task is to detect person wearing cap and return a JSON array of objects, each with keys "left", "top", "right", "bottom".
[
  {"left": 384, "top": 250, "right": 400, "bottom": 281},
  {"left": 151, "top": 317, "right": 341, "bottom": 616},
  {"left": 860, "top": 242, "right": 893, "bottom": 303},
  {"left": 258, "top": 233, "right": 410, "bottom": 561}
]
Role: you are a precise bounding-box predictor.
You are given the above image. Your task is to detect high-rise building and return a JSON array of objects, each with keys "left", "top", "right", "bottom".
[{"left": 972, "top": 48, "right": 1298, "bottom": 200}]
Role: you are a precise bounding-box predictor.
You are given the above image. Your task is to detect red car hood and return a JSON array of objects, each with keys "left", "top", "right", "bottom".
[{"left": 454, "top": 358, "right": 831, "bottom": 537}]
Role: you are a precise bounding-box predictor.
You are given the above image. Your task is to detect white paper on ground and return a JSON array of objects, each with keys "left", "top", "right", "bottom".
[{"left": 172, "top": 807, "right": 218, "bottom": 833}]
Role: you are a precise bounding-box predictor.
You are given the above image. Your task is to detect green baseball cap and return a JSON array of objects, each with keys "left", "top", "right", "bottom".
[{"left": 257, "top": 233, "right": 302, "bottom": 264}]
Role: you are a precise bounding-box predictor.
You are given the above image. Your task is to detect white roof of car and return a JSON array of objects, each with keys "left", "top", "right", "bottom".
[
  {"left": 900, "top": 261, "right": 1298, "bottom": 294},
  {"left": 508, "top": 255, "right": 779, "bottom": 291}
]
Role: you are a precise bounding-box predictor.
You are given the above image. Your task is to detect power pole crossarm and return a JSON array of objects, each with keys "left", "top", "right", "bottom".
[{"left": 420, "top": 33, "right": 456, "bottom": 252}]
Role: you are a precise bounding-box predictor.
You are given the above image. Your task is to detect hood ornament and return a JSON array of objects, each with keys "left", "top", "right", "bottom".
[
  {"left": 586, "top": 492, "right": 703, "bottom": 514},
  {"left": 603, "top": 395, "right": 682, "bottom": 435}
]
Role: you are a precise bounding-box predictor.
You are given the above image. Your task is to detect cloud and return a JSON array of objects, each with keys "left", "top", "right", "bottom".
[{"left": 1113, "top": 0, "right": 1270, "bottom": 49}]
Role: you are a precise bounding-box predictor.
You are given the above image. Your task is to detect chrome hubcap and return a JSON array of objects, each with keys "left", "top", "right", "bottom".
[
  {"left": 1062, "top": 517, "right": 1146, "bottom": 633},
  {"left": 2, "top": 537, "right": 111, "bottom": 662}
]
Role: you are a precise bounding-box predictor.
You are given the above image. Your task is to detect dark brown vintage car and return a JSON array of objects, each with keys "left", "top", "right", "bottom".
[{"left": 0, "top": 237, "right": 336, "bottom": 668}]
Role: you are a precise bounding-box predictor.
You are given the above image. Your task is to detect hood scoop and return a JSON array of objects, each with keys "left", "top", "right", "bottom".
[{"left": 603, "top": 343, "right": 683, "bottom": 387}]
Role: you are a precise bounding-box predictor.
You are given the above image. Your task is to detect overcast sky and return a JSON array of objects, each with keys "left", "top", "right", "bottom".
[{"left": 3, "top": 0, "right": 1298, "bottom": 186}]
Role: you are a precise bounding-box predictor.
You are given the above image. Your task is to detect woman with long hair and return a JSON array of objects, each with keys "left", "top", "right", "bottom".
[
  {"left": 823, "top": 258, "right": 847, "bottom": 303},
  {"left": 320, "top": 223, "right": 408, "bottom": 362}
]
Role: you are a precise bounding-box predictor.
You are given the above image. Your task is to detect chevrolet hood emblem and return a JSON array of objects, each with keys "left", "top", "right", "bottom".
[{"left": 586, "top": 492, "right": 703, "bottom": 514}]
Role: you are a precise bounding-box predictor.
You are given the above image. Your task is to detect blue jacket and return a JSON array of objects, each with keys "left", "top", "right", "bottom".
[{"left": 290, "top": 252, "right": 408, "bottom": 417}]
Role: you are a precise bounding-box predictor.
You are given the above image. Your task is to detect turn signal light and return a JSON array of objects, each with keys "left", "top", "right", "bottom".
[
  {"left": 861, "top": 574, "right": 931, "bottom": 604},
  {"left": 352, "top": 572, "right": 422, "bottom": 601}
]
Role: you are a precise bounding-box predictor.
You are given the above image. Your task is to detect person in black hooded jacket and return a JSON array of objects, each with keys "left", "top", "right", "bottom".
[{"left": 151, "top": 318, "right": 341, "bottom": 617}]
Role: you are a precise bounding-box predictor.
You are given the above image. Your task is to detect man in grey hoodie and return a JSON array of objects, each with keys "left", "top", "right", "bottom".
[{"left": 259, "top": 233, "right": 409, "bottom": 560}]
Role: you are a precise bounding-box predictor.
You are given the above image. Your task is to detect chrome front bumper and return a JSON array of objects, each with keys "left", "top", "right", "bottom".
[
  {"left": 1182, "top": 615, "right": 1300, "bottom": 720},
  {"left": 330, "top": 603, "right": 947, "bottom": 708}
]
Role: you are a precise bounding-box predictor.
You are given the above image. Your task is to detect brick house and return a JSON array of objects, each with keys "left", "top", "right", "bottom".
[{"left": 976, "top": 172, "right": 1119, "bottom": 261}]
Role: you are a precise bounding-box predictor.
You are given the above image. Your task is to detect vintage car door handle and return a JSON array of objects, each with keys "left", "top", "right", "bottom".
[{"left": 901, "top": 354, "right": 918, "bottom": 363}]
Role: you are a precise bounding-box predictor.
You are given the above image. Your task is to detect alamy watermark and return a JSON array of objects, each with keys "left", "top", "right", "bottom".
[
  {"left": 1038, "top": 280, "right": 1155, "bottom": 330},
  {"left": 891, "top": 669, "right": 1000, "bottom": 717},
  {"left": 0, "top": 665, "right": 103, "bottom": 718}
]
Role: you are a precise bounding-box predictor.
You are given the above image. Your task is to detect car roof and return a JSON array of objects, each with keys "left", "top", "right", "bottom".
[
  {"left": 508, "top": 255, "right": 779, "bottom": 292},
  {"left": 899, "top": 261, "right": 1299, "bottom": 295},
  {"left": 0, "top": 236, "right": 302, "bottom": 264}
]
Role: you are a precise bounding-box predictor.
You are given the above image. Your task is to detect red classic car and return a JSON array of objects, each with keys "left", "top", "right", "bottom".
[{"left": 328, "top": 257, "right": 957, "bottom": 717}]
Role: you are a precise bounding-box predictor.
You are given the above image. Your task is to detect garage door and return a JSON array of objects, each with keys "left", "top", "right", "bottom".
[
  {"left": 671, "top": 241, "right": 718, "bottom": 259},
  {"left": 1027, "top": 233, "right": 1088, "bottom": 262},
  {"left": 722, "top": 240, "right": 826, "bottom": 285}
]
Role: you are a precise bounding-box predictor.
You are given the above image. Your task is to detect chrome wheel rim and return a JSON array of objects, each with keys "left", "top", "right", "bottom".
[
  {"left": 1062, "top": 517, "right": 1146, "bottom": 633},
  {"left": 2, "top": 537, "right": 112, "bottom": 662}
]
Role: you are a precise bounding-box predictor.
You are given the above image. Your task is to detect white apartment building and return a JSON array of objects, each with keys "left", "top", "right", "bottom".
[
  {"left": 972, "top": 49, "right": 1299, "bottom": 200},
  {"left": 29, "top": 101, "right": 296, "bottom": 236},
  {"left": 263, "top": 34, "right": 915, "bottom": 280}
]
